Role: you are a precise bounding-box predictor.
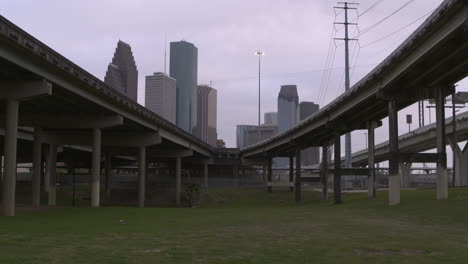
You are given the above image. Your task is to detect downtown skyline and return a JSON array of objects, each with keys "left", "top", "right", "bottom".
[{"left": 3, "top": 0, "right": 467, "bottom": 150}]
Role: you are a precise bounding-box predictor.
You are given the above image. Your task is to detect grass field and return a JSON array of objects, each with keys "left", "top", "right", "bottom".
[{"left": 1, "top": 188, "right": 468, "bottom": 263}]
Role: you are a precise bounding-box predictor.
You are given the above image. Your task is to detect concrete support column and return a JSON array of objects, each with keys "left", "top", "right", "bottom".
[
  {"left": 266, "top": 157, "right": 272, "bottom": 193},
  {"left": 436, "top": 86, "right": 448, "bottom": 199},
  {"left": 289, "top": 156, "right": 294, "bottom": 192},
  {"left": 203, "top": 162, "right": 209, "bottom": 189},
  {"left": 334, "top": 133, "right": 342, "bottom": 204},
  {"left": 47, "top": 144, "right": 57, "bottom": 206},
  {"left": 321, "top": 144, "right": 329, "bottom": 201},
  {"left": 451, "top": 142, "right": 468, "bottom": 186},
  {"left": 233, "top": 164, "right": 239, "bottom": 188},
  {"left": 367, "top": 122, "right": 376, "bottom": 199},
  {"left": 400, "top": 162, "right": 412, "bottom": 189},
  {"left": 295, "top": 148, "right": 301, "bottom": 204},
  {"left": 91, "top": 128, "right": 101, "bottom": 208},
  {"left": 32, "top": 127, "right": 42, "bottom": 207},
  {"left": 138, "top": 147, "right": 146, "bottom": 208},
  {"left": 105, "top": 152, "right": 111, "bottom": 199},
  {"left": 388, "top": 100, "right": 400, "bottom": 206},
  {"left": 2, "top": 99, "right": 19, "bottom": 216},
  {"left": 175, "top": 157, "right": 181, "bottom": 206}
]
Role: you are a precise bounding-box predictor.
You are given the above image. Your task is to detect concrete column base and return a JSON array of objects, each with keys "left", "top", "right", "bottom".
[
  {"left": 437, "top": 167, "right": 448, "bottom": 200},
  {"left": 400, "top": 163, "right": 412, "bottom": 189},
  {"left": 389, "top": 175, "right": 401, "bottom": 206},
  {"left": 367, "top": 175, "right": 375, "bottom": 199}
]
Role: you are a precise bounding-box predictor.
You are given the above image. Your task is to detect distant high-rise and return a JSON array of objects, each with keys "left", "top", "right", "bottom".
[
  {"left": 264, "top": 112, "right": 278, "bottom": 126},
  {"left": 300, "top": 102, "right": 320, "bottom": 166},
  {"left": 277, "top": 85, "right": 299, "bottom": 167},
  {"left": 170, "top": 41, "right": 198, "bottom": 133},
  {"left": 195, "top": 85, "right": 217, "bottom": 146},
  {"left": 145, "top": 72, "right": 176, "bottom": 124},
  {"left": 236, "top": 125, "right": 277, "bottom": 149},
  {"left": 278, "top": 85, "right": 299, "bottom": 133},
  {"left": 104, "top": 40, "right": 138, "bottom": 101}
]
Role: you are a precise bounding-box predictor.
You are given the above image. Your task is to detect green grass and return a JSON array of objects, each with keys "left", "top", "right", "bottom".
[{"left": 2, "top": 188, "right": 468, "bottom": 263}]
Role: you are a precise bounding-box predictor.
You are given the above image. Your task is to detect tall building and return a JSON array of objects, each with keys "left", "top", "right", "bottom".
[
  {"left": 104, "top": 40, "right": 138, "bottom": 101},
  {"left": 236, "top": 125, "right": 277, "bottom": 149},
  {"left": 264, "top": 112, "right": 278, "bottom": 126},
  {"left": 300, "top": 102, "right": 320, "bottom": 167},
  {"left": 170, "top": 41, "right": 198, "bottom": 133},
  {"left": 195, "top": 85, "right": 217, "bottom": 146},
  {"left": 277, "top": 85, "right": 299, "bottom": 167},
  {"left": 278, "top": 85, "right": 299, "bottom": 133},
  {"left": 145, "top": 72, "right": 176, "bottom": 124}
]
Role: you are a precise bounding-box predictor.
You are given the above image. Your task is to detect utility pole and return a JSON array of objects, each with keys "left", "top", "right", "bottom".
[{"left": 334, "top": 2, "right": 358, "bottom": 168}]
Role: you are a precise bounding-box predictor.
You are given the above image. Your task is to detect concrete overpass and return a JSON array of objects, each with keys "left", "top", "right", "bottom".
[
  {"left": 351, "top": 111, "right": 468, "bottom": 186},
  {"left": 0, "top": 14, "right": 243, "bottom": 215},
  {"left": 240, "top": 0, "right": 468, "bottom": 205}
]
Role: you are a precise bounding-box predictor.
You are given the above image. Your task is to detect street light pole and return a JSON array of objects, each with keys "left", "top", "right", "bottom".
[{"left": 255, "top": 51, "right": 264, "bottom": 143}]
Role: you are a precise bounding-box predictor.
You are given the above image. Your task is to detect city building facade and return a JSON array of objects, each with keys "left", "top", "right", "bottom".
[
  {"left": 300, "top": 101, "right": 320, "bottom": 167},
  {"left": 104, "top": 40, "right": 138, "bottom": 101},
  {"left": 145, "top": 72, "right": 176, "bottom": 124},
  {"left": 195, "top": 85, "right": 217, "bottom": 146},
  {"left": 264, "top": 112, "right": 278, "bottom": 126},
  {"left": 277, "top": 85, "right": 299, "bottom": 167},
  {"left": 170, "top": 41, "right": 198, "bottom": 133},
  {"left": 236, "top": 125, "right": 277, "bottom": 149}
]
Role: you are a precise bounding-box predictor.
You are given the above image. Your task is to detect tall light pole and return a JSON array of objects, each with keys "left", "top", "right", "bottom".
[{"left": 255, "top": 51, "right": 264, "bottom": 143}]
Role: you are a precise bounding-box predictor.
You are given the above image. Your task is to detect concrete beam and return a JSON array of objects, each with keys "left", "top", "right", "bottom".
[
  {"left": 31, "top": 127, "right": 42, "bottom": 207},
  {"left": 295, "top": 148, "right": 301, "bottom": 204},
  {"left": 18, "top": 115, "right": 123, "bottom": 129},
  {"left": 0, "top": 80, "right": 52, "bottom": 100},
  {"left": 47, "top": 144, "right": 57, "bottom": 206},
  {"left": 91, "top": 128, "right": 101, "bottom": 208},
  {"left": 388, "top": 100, "right": 400, "bottom": 206},
  {"left": 149, "top": 149, "right": 193, "bottom": 158},
  {"left": 138, "top": 146, "right": 146, "bottom": 208},
  {"left": 41, "top": 131, "right": 161, "bottom": 147}
]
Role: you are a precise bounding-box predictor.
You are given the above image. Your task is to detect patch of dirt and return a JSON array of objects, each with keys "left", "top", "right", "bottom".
[{"left": 354, "top": 248, "right": 441, "bottom": 256}]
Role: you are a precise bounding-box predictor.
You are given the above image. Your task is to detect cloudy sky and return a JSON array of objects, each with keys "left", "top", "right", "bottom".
[{"left": 2, "top": 0, "right": 467, "bottom": 153}]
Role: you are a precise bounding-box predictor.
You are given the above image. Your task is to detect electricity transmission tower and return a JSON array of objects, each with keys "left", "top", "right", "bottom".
[{"left": 334, "top": 1, "right": 358, "bottom": 168}]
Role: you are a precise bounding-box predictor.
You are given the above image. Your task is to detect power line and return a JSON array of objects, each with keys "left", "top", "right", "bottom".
[
  {"left": 359, "top": 0, "right": 415, "bottom": 37},
  {"left": 359, "top": 0, "right": 385, "bottom": 18},
  {"left": 361, "top": 9, "right": 432, "bottom": 48}
]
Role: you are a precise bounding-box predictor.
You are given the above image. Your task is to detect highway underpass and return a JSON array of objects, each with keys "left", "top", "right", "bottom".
[
  {"left": 1, "top": 0, "right": 467, "bottom": 216},
  {"left": 241, "top": 0, "right": 468, "bottom": 206}
]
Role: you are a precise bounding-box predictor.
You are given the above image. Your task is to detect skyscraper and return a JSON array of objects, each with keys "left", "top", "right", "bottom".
[
  {"left": 104, "top": 40, "right": 138, "bottom": 101},
  {"left": 145, "top": 72, "right": 177, "bottom": 124},
  {"left": 236, "top": 125, "right": 277, "bottom": 149},
  {"left": 277, "top": 85, "right": 299, "bottom": 167},
  {"left": 170, "top": 41, "right": 198, "bottom": 133},
  {"left": 195, "top": 84, "right": 217, "bottom": 146},
  {"left": 300, "top": 102, "right": 320, "bottom": 166},
  {"left": 264, "top": 112, "right": 278, "bottom": 126},
  {"left": 278, "top": 85, "right": 299, "bottom": 133}
]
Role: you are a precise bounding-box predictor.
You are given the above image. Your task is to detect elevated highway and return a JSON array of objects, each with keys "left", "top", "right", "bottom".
[{"left": 240, "top": 0, "right": 468, "bottom": 205}]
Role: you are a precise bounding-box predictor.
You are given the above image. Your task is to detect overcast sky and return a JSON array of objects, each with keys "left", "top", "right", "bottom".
[{"left": 2, "top": 0, "right": 467, "bottom": 152}]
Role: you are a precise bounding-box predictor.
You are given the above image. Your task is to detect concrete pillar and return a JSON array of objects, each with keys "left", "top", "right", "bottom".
[
  {"left": 233, "top": 164, "right": 239, "bottom": 188},
  {"left": 32, "top": 127, "right": 42, "bottom": 207},
  {"left": 175, "top": 157, "right": 181, "bottom": 206},
  {"left": 203, "top": 162, "right": 209, "bottom": 188},
  {"left": 267, "top": 157, "right": 272, "bottom": 193},
  {"left": 400, "top": 162, "right": 412, "bottom": 189},
  {"left": 451, "top": 142, "right": 468, "bottom": 186},
  {"left": 289, "top": 156, "right": 294, "bottom": 192},
  {"left": 2, "top": 99, "right": 19, "bottom": 216},
  {"left": 321, "top": 144, "right": 329, "bottom": 201},
  {"left": 43, "top": 147, "right": 50, "bottom": 193},
  {"left": 367, "top": 122, "right": 376, "bottom": 199},
  {"left": 47, "top": 144, "right": 57, "bottom": 206},
  {"left": 295, "top": 148, "right": 301, "bottom": 204},
  {"left": 436, "top": 86, "right": 448, "bottom": 199},
  {"left": 91, "top": 128, "right": 101, "bottom": 208},
  {"left": 138, "top": 146, "right": 146, "bottom": 208},
  {"left": 105, "top": 152, "right": 111, "bottom": 199},
  {"left": 388, "top": 100, "right": 400, "bottom": 206},
  {"left": 334, "top": 133, "right": 342, "bottom": 204}
]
